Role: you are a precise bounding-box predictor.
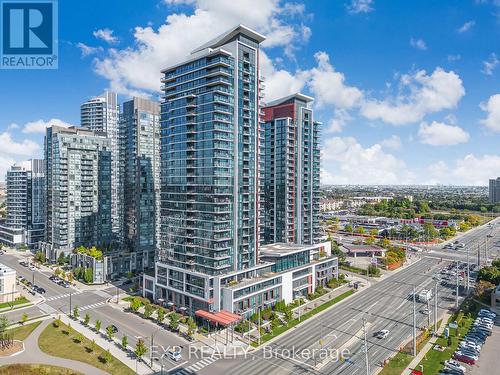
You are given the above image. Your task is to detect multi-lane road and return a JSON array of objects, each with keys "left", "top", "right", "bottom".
[{"left": 170, "top": 218, "right": 500, "bottom": 375}]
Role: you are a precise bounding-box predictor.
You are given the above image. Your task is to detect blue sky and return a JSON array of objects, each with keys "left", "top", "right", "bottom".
[{"left": 1, "top": 0, "right": 500, "bottom": 185}]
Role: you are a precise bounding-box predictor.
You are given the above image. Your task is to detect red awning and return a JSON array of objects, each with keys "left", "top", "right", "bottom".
[{"left": 195, "top": 309, "right": 242, "bottom": 326}]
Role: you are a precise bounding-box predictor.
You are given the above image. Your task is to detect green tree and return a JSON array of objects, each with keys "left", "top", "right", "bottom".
[
  {"left": 57, "top": 252, "right": 66, "bottom": 265},
  {"left": 90, "top": 339, "right": 96, "bottom": 352},
  {"left": 34, "top": 251, "right": 45, "bottom": 264},
  {"left": 95, "top": 319, "right": 101, "bottom": 332},
  {"left": 344, "top": 224, "right": 353, "bottom": 233},
  {"left": 187, "top": 316, "right": 197, "bottom": 337},
  {"left": 106, "top": 325, "right": 115, "bottom": 340},
  {"left": 20, "top": 313, "right": 28, "bottom": 325},
  {"left": 365, "top": 236, "right": 376, "bottom": 245},
  {"left": 143, "top": 304, "right": 154, "bottom": 319},
  {"left": 75, "top": 332, "right": 84, "bottom": 344},
  {"left": 134, "top": 338, "right": 147, "bottom": 359},
  {"left": 83, "top": 268, "right": 93, "bottom": 284},
  {"left": 356, "top": 227, "right": 365, "bottom": 234},
  {"left": 130, "top": 298, "right": 141, "bottom": 313},
  {"left": 369, "top": 229, "right": 378, "bottom": 236},
  {"left": 73, "top": 306, "right": 79, "bottom": 319},
  {"left": 102, "top": 349, "right": 112, "bottom": 363},
  {"left": 0, "top": 315, "right": 9, "bottom": 333},
  {"left": 156, "top": 308, "right": 165, "bottom": 324},
  {"left": 478, "top": 266, "right": 500, "bottom": 285},
  {"left": 121, "top": 335, "right": 128, "bottom": 350},
  {"left": 284, "top": 308, "right": 293, "bottom": 323},
  {"left": 84, "top": 313, "right": 90, "bottom": 326},
  {"left": 169, "top": 312, "right": 180, "bottom": 331}
]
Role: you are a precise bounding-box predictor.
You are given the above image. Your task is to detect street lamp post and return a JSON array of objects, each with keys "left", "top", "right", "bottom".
[
  {"left": 413, "top": 285, "right": 417, "bottom": 357},
  {"left": 362, "top": 318, "right": 369, "bottom": 375},
  {"left": 434, "top": 281, "right": 438, "bottom": 335},
  {"left": 455, "top": 261, "right": 459, "bottom": 309}
]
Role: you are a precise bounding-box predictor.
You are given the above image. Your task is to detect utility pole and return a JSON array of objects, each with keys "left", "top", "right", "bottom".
[
  {"left": 69, "top": 291, "right": 72, "bottom": 317},
  {"left": 477, "top": 244, "right": 481, "bottom": 268},
  {"left": 426, "top": 298, "right": 431, "bottom": 329},
  {"left": 434, "top": 281, "right": 438, "bottom": 335},
  {"left": 455, "top": 261, "right": 459, "bottom": 309},
  {"left": 466, "top": 247, "right": 470, "bottom": 294},
  {"left": 363, "top": 318, "right": 370, "bottom": 375},
  {"left": 413, "top": 285, "right": 417, "bottom": 357}
]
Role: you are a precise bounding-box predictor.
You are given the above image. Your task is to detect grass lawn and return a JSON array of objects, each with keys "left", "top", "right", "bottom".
[
  {"left": 5, "top": 321, "right": 41, "bottom": 341},
  {"left": 378, "top": 324, "right": 438, "bottom": 375},
  {"left": 0, "top": 297, "right": 30, "bottom": 310},
  {"left": 0, "top": 364, "right": 83, "bottom": 375},
  {"left": 415, "top": 300, "right": 480, "bottom": 374},
  {"left": 253, "top": 290, "right": 355, "bottom": 346},
  {"left": 38, "top": 321, "right": 134, "bottom": 375}
]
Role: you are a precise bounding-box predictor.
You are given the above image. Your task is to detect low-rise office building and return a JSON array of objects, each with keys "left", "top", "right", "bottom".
[
  {"left": 144, "top": 241, "right": 337, "bottom": 318},
  {"left": 0, "top": 263, "right": 18, "bottom": 303}
]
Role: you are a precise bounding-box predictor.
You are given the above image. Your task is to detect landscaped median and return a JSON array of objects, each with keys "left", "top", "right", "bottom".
[
  {"left": 251, "top": 289, "right": 355, "bottom": 347},
  {"left": 0, "top": 364, "right": 82, "bottom": 375}
]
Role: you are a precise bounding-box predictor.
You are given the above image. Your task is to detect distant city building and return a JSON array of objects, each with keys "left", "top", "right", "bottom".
[
  {"left": 81, "top": 91, "right": 121, "bottom": 243},
  {"left": 120, "top": 97, "right": 160, "bottom": 271},
  {"left": 43, "top": 126, "right": 111, "bottom": 261},
  {"left": 0, "top": 263, "right": 18, "bottom": 303},
  {"left": 0, "top": 160, "right": 45, "bottom": 249},
  {"left": 262, "top": 93, "right": 321, "bottom": 245},
  {"left": 489, "top": 178, "right": 500, "bottom": 203}
]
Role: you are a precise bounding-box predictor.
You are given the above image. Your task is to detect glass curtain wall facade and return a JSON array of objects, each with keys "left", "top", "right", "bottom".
[
  {"left": 262, "top": 94, "right": 321, "bottom": 245},
  {"left": 81, "top": 91, "right": 121, "bottom": 244},
  {"left": 157, "top": 25, "right": 265, "bottom": 312},
  {"left": 120, "top": 98, "right": 160, "bottom": 270},
  {"left": 44, "top": 126, "right": 111, "bottom": 252}
]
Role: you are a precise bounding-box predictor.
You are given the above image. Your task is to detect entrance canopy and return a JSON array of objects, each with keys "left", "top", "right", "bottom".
[{"left": 195, "top": 310, "right": 242, "bottom": 326}]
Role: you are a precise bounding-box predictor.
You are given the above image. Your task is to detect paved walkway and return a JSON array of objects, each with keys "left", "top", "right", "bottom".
[{"left": 0, "top": 319, "right": 109, "bottom": 375}]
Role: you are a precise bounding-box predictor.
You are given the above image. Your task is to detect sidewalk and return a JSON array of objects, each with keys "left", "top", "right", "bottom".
[
  {"left": 59, "top": 314, "right": 154, "bottom": 375},
  {"left": 400, "top": 312, "right": 451, "bottom": 375}
]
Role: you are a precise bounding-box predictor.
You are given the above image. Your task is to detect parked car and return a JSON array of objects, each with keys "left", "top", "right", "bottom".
[
  {"left": 444, "top": 359, "right": 466, "bottom": 373},
  {"left": 454, "top": 351, "right": 477, "bottom": 365}
]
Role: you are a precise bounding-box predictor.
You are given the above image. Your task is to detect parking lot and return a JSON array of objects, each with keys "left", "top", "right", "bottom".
[{"left": 469, "top": 320, "right": 500, "bottom": 375}]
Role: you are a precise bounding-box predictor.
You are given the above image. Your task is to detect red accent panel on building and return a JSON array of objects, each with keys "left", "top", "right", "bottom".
[{"left": 263, "top": 103, "right": 295, "bottom": 122}]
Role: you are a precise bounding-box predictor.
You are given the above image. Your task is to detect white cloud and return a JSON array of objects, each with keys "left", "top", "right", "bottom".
[
  {"left": 0, "top": 132, "right": 40, "bottom": 156},
  {"left": 410, "top": 37, "right": 427, "bottom": 50},
  {"left": 428, "top": 154, "right": 500, "bottom": 186},
  {"left": 480, "top": 93, "right": 500, "bottom": 132},
  {"left": 458, "top": 20, "right": 475, "bottom": 33},
  {"left": 418, "top": 121, "right": 469, "bottom": 146},
  {"left": 481, "top": 53, "right": 499, "bottom": 75},
  {"left": 76, "top": 42, "right": 103, "bottom": 57},
  {"left": 321, "top": 136, "right": 414, "bottom": 185},
  {"left": 22, "top": 118, "right": 73, "bottom": 134},
  {"left": 306, "top": 51, "right": 363, "bottom": 109},
  {"left": 94, "top": 0, "right": 310, "bottom": 95},
  {"left": 380, "top": 135, "right": 402, "bottom": 149},
  {"left": 93, "top": 28, "right": 118, "bottom": 44},
  {"left": 361, "top": 67, "right": 465, "bottom": 125},
  {"left": 326, "top": 109, "right": 353, "bottom": 133},
  {"left": 346, "top": 0, "right": 374, "bottom": 14},
  {"left": 6, "top": 123, "right": 19, "bottom": 130},
  {"left": 0, "top": 155, "right": 16, "bottom": 182},
  {"left": 447, "top": 54, "right": 461, "bottom": 62}
]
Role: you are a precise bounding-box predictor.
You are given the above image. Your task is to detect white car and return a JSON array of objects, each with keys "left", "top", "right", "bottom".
[
  {"left": 444, "top": 359, "right": 466, "bottom": 373},
  {"left": 375, "top": 329, "right": 389, "bottom": 339},
  {"left": 29, "top": 265, "right": 36, "bottom": 271},
  {"left": 420, "top": 308, "right": 431, "bottom": 315}
]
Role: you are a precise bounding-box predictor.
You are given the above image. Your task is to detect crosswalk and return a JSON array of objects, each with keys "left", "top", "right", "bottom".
[
  {"left": 172, "top": 356, "right": 218, "bottom": 375},
  {"left": 45, "top": 291, "right": 82, "bottom": 302},
  {"left": 79, "top": 301, "right": 106, "bottom": 311}
]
